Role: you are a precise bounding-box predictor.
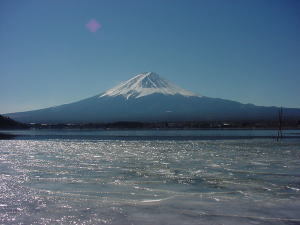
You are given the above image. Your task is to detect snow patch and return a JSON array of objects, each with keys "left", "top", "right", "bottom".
[{"left": 99, "top": 72, "right": 200, "bottom": 99}]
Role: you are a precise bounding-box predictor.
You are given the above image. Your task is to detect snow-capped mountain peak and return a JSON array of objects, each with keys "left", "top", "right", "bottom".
[{"left": 99, "top": 72, "right": 200, "bottom": 99}]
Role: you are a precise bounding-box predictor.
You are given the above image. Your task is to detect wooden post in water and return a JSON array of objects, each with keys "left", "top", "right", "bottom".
[{"left": 277, "top": 107, "right": 283, "bottom": 141}]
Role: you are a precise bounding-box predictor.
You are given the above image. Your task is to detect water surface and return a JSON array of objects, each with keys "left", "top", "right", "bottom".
[{"left": 0, "top": 130, "right": 300, "bottom": 224}]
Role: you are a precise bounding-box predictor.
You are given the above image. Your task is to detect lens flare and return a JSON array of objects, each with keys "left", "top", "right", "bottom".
[{"left": 86, "top": 19, "right": 101, "bottom": 32}]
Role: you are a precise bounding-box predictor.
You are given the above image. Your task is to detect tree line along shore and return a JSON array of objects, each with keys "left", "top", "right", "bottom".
[{"left": 1, "top": 115, "right": 299, "bottom": 130}]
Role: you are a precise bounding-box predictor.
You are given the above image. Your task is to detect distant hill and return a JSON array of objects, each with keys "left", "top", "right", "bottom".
[
  {"left": 5, "top": 72, "right": 300, "bottom": 123},
  {"left": 0, "top": 115, "right": 28, "bottom": 129}
]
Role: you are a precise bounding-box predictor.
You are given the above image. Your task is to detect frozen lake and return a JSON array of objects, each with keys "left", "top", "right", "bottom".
[{"left": 1, "top": 130, "right": 300, "bottom": 224}]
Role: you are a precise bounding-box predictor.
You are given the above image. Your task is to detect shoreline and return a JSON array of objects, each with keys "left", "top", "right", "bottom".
[{"left": 1, "top": 130, "right": 300, "bottom": 141}]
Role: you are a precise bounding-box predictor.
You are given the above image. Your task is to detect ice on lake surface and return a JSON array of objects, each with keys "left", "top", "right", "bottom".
[{"left": 1, "top": 131, "right": 300, "bottom": 224}]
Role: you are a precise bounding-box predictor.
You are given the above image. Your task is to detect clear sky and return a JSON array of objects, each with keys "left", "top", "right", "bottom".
[{"left": 1, "top": 0, "right": 299, "bottom": 114}]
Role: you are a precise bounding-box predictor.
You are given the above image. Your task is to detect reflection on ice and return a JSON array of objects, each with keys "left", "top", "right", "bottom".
[{"left": 0, "top": 138, "right": 300, "bottom": 224}]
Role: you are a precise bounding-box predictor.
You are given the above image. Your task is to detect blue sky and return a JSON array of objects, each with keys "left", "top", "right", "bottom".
[{"left": 0, "top": 0, "right": 299, "bottom": 114}]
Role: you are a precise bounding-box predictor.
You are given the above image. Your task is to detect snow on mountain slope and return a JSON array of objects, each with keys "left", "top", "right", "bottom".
[{"left": 100, "top": 72, "right": 200, "bottom": 99}]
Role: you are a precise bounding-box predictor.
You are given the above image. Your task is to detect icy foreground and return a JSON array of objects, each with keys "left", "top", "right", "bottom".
[
  {"left": 100, "top": 72, "right": 199, "bottom": 99},
  {"left": 1, "top": 137, "right": 300, "bottom": 224}
]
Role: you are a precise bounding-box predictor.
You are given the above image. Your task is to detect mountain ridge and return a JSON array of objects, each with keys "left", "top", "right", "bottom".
[{"left": 5, "top": 72, "right": 300, "bottom": 123}]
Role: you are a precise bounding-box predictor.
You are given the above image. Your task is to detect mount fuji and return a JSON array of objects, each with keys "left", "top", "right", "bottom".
[{"left": 6, "top": 72, "right": 300, "bottom": 123}]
